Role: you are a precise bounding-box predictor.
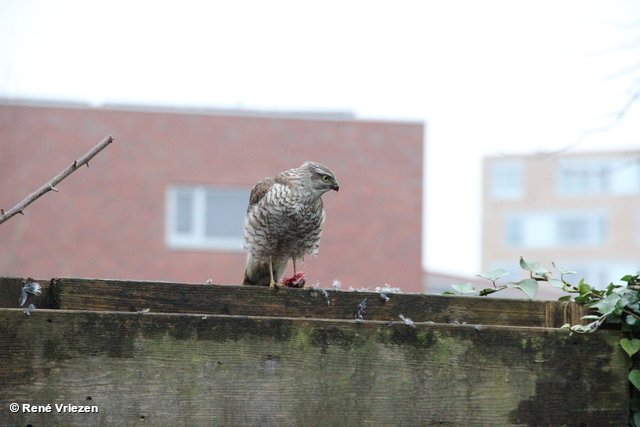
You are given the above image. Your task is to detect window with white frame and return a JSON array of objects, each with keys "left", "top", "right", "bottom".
[
  {"left": 166, "top": 185, "right": 250, "bottom": 251},
  {"left": 557, "top": 159, "right": 607, "bottom": 195},
  {"left": 555, "top": 213, "right": 607, "bottom": 246},
  {"left": 490, "top": 160, "right": 523, "bottom": 200},
  {"left": 505, "top": 211, "right": 607, "bottom": 248},
  {"left": 504, "top": 212, "right": 555, "bottom": 248},
  {"left": 609, "top": 158, "right": 640, "bottom": 194},
  {"left": 557, "top": 157, "right": 640, "bottom": 196}
]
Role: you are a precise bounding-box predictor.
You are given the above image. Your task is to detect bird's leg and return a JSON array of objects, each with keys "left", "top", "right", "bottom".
[
  {"left": 293, "top": 258, "right": 297, "bottom": 276},
  {"left": 269, "top": 258, "right": 278, "bottom": 288}
]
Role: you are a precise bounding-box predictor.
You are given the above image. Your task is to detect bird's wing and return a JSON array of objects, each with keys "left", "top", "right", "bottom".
[{"left": 247, "top": 177, "right": 275, "bottom": 211}]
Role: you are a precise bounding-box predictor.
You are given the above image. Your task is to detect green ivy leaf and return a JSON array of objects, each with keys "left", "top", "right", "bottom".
[
  {"left": 519, "top": 256, "right": 535, "bottom": 271},
  {"left": 519, "top": 257, "right": 550, "bottom": 277},
  {"left": 574, "top": 294, "right": 593, "bottom": 304},
  {"left": 630, "top": 370, "right": 640, "bottom": 391},
  {"left": 477, "top": 268, "right": 510, "bottom": 282},
  {"left": 552, "top": 262, "right": 577, "bottom": 275},
  {"left": 451, "top": 283, "right": 477, "bottom": 295},
  {"left": 515, "top": 278, "right": 538, "bottom": 300},
  {"left": 606, "top": 282, "right": 623, "bottom": 295},
  {"left": 590, "top": 292, "right": 623, "bottom": 316},
  {"left": 608, "top": 314, "right": 622, "bottom": 324},
  {"left": 620, "top": 288, "right": 640, "bottom": 305},
  {"left": 621, "top": 338, "right": 640, "bottom": 357},
  {"left": 547, "top": 279, "right": 564, "bottom": 289},
  {"left": 578, "top": 283, "right": 592, "bottom": 297}
]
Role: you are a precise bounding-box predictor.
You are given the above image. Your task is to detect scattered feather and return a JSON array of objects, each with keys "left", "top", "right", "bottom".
[
  {"left": 204, "top": 279, "right": 213, "bottom": 285},
  {"left": 387, "top": 319, "right": 394, "bottom": 327},
  {"left": 308, "top": 281, "right": 319, "bottom": 297},
  {"left": 475, "top": 324, "right": 483, "bottom": 331},
  {"left": 308, "top": 283, "right": 330, "bottom": 305},
  {"left": 18, "top": 290, "right": 27, "bottom": 307},
  {"left": 332, "top": 279, "right": 342, "bottom": 290},
  {"left": 355, "top": 298, "right": 367, "bottom": 321},
  {"left": 19, "top": 278, "right": 42, "bottom": 307},
  {"left": 24, "top": 304, "right": 36, "bottom": 316},
  {"left": 320, "top": 288, "right": 330, "bottom": 306},
  {"left": 399, "top": 314, "right": 416, "bottom": 328},
  {"left": 137, "top": 308, "right": 151, "bottom": 313},
  {"left": 379, "top": 293, "right": 390, "bottom": 302},
  {"left": 374, "top": 284, "right": 402, "bottom": 294}
]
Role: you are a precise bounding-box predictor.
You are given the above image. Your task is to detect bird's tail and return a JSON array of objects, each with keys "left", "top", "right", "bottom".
[{"left": 242, "top": 254, "right": 288, "bottom": 286}]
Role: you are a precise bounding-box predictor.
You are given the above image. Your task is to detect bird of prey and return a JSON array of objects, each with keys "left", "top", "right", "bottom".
[{"left": 242, "top": 162, "right": 339, "bottom": 287}]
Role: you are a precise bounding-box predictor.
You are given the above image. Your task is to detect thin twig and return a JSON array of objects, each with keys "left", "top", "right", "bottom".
[
  {"left": 624, "top": 308, "right": 640, "bottom": 321},
  {"left": 0, "top": 135, "right": 114, "bottom": 226},
  {"left": 498, "top": 82, "right": 640, "bottom": 161},
  {"left": 580, "top": 87, "right": 640, "bottom": 135}
]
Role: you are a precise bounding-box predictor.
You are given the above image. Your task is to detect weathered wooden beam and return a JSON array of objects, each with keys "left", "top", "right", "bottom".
[
  {"left": 0, "top": 277, "right": 28, "bottom": 308},
  {"left": 0, "top": 277, "right": 591, "bottom": 327},
  {"left": 0, "top": 308, "right": 628, "bottom": 426}
]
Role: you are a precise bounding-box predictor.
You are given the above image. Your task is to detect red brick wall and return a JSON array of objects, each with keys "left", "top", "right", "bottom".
[{"left": 0, "top": 102, "right": 424, "bottom": 292}]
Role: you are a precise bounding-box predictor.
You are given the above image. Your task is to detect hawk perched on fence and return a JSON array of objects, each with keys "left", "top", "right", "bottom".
[{"left": 242, "top": 162, "right": 339, "bottom": 287}]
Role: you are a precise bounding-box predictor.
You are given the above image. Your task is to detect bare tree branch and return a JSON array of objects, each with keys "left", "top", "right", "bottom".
[
  {"left": 502, "top": 85, "right": 640, "bottom": 160},
  {"left": 500, "top": 17, "right": 640, "bottom": 161},
  {"left": 0, "top": 135, "right": 114, "bottom": 226}
]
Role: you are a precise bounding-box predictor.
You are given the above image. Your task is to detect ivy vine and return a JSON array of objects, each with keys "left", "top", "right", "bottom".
[{"left": 446, "top": 257, "right": 640, "bottom": 426}]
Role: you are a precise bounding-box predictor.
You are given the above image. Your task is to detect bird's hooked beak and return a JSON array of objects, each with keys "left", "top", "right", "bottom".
[{"left": 332, "top": 182, "right": 340, "bottom": 192}]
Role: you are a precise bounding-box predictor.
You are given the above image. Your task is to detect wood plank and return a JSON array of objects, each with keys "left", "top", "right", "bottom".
[
  {"left": 0, "top": 276, "right": 24, "bottom": 308},
  {"left": 0, "top": 277, "right": 591, "bottom": 327},
  {"left": 0, "top": 308, "right": 628, "bottom": 426}
]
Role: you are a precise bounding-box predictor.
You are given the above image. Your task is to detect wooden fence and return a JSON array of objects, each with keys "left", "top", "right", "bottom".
[{"left": 0, "top": 277, "right": 630, "bottom": 426}]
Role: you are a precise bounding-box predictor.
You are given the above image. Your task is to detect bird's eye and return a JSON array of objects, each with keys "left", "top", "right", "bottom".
[{"left": 322, "top": 175, "right": 330, "bottom": 182}]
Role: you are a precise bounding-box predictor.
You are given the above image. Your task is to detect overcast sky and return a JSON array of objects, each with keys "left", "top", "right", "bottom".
[{"left": 1, "top": 0, "right": 639, "bottom": 277}]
